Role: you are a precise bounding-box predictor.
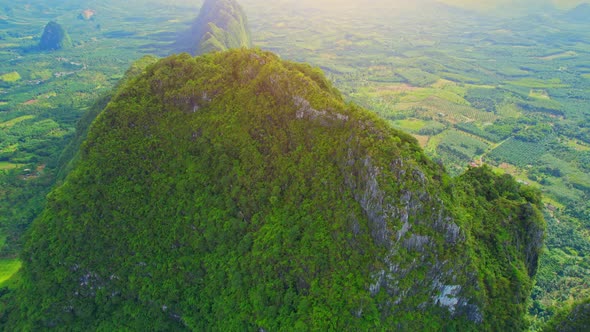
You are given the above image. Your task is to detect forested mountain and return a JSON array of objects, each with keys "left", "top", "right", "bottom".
[
  {"left": 176, "top": 0, "right": 252, "bottom": 55},
  {"left": 6, "top": 0, "right": 590, "bottom": 330},
  {"left": 54, "top": 55, "right": 160, "bottom": 182},
  {"left": 1, "top": 49, "right": 544, "bottom": 330}
]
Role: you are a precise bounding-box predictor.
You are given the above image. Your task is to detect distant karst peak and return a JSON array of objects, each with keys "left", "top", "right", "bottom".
[
  {"left": 176, "top": 0, "right": 252, "bottom": 55},
  {"left": 39, "top": 21, "right": 72, "bottom": 51}
]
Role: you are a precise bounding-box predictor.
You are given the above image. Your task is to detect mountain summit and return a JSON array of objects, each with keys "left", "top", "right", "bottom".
[
  {"left": 176, "top": 0, "right": 252, "bottom": 55},
  {"left": 3, "top": 49, "right": 544, "bottom": 330}
]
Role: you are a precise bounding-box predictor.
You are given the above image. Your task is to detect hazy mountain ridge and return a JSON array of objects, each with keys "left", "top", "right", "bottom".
[
  {"left": 437, "top": 0, "right": 587, "bottom": 16},
  {"left": 563, "top": 2, "right": 590, "bottom": 21},
  {"left": 2, "top": 49, "right": 544, "bottom": 330},
  {"left": 177, "top": 0, "right": 252, "bottom": 55}
]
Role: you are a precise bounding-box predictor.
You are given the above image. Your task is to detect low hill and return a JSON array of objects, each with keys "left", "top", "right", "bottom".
[{"left": 39, "top": 21, "right": 72, "bottom": 51}]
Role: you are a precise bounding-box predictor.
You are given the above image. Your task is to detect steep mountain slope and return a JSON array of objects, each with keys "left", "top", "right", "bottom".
[
  {"left": 544, "top": 298, "right": 590, "bottom": 331},
  {"left": 55, "top": 55, "right": 160, "bottom": 181},
  {"left": 176, "top": 0, "right": 251, "bottom": 55},
  {"left": 2, "top": 49, "right": 544, "bottom": 330}
]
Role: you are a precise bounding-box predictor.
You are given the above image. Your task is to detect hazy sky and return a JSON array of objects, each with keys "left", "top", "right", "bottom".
[
  {"left": 247, "top": 0, "right": 586, "bottom": 9},
  {"left": 146, "top": 0, "right": 588, "bottom": 18},
  {"left": 237, "top": 0, "right": 587, "bottom": 12},
  {"left": 439, "top": 0, "right": 586, "bottom": 10}
]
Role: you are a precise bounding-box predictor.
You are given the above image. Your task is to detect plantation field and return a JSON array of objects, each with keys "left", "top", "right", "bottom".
[
  {"left": 540, "top": 154, "right": 590, "bottom": 191},
  {"left": 508, "top": 78, "right": 568, "bottom": 88},
  {"left": 433, "top": 130, "right": 490, "bottom": 174},
  {"left": 396, "top": 96, "right": 497, "bottom": 124},
  {"left": 488, "top": 138, "right": 550, "bottom": 167},
  {"left": 455, "top": 123, "right": 502, "bottom": 143},
  {"left": 398, "top": 87, "right": 469, "bottom": 105}
]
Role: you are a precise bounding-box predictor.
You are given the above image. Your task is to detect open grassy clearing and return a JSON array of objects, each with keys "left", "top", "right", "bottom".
[
  {"left": 496, "top": 103, "right": 522, "bottom": 118},
  {"left": 0, "top": 71, "right": 21, "bottom": 82},
  {"left": 0, "top": 115, "right": 35, "bottom": 128},
  {"left": 391, "top": 118, "right": 427, "bottom": 131},
  {"left": 0, "top": 162, "right": 23, "bottom": 170},
  {"left": 412, "top": 134, "right": 430, "bottom": 148},
  {"left": 529, "top": 89, "right": 551, "bottom": 99},
  {"left": 439, "top": 129, "right": 490, "bottom": 156},
  {"left": 565, "top": 139, "right": 590, "bottom": 151},
  {"left": 397, "top": 87, "right": 469, "bottom": 105},
  {"left": 0, "top": 259, "right": 21, "bottom": 286}
]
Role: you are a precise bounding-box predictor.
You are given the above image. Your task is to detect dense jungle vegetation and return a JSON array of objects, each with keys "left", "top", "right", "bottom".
[
  {"left": 2, "top": 49, "right": 544, "bottom": 330},
  {"left": 0, "top": 0, "right": 588, "bottom": 329}
]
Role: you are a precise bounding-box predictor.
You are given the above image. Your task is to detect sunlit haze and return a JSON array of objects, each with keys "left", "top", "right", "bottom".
[{"left": 1, "top": 0, "right": 589, "bottom": 330}]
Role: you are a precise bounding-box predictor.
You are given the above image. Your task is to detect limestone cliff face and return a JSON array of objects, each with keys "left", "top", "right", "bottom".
[
  {"left": 344, "top": 150, "right": 484, "bottom": 323},
  {"left": 177, "top": 0, "right": 252, "bottom": 55},
  {"left": 3, "top": 50, "right": 544, "bottom": 331}
]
